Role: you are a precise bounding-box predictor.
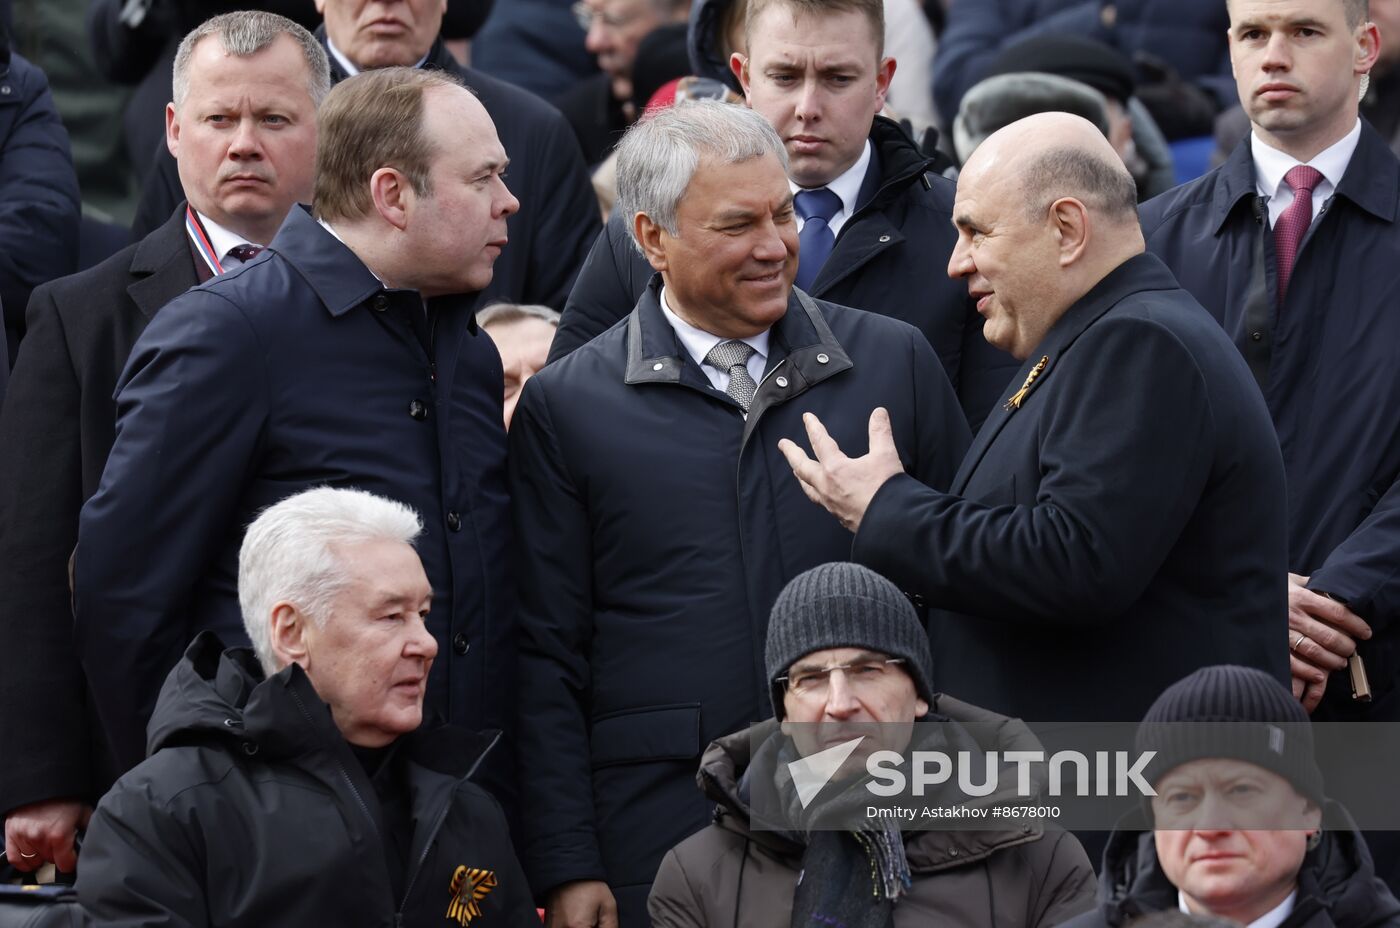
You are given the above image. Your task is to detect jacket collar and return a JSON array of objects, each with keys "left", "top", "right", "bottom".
[
  {"left": 1211, "top": 119, "right": 1399, "bottom": 234},
  {"left": 318, "top": 26, "right": 460, "bottom": 83},
  {"left": 862, "top": 115, "right": 937, "bottom": 214},
  {"left": 954, "top": 253, "right": 1179, "bottom": 492},
  {"left": 127, "top": 203, "right": 202, "bottom": 319}
]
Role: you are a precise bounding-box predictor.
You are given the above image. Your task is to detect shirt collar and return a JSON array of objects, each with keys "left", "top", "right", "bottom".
[
  {"left": 658, "top": 285, "right": 769, "bottom": 368},
  {"left": 789, "top": 138, "right": 871, "bottom": 216},
  {"left": 325, "top": 35, "right": 429, "bottom": 77},
  {"left": 1178, "top": 889, "right": 1297, "bottom": 928},
  {"left": 195, "top": 210, "right": 259, "bottom": 263},
  {"left": 1252, "top": 118, "right": 1361, "bottom": 199}
]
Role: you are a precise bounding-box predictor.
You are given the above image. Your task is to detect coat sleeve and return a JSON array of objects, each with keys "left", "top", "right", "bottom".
[
  {"left": 519, "top": 108, "right": 601, "bottom": 311},
  {"left": 1309, "top": 478, "right": 1400, "bottom": 629},
  {"left": 548, "top": 214, "right": 648, "bottom": 363},
  {"left": 0, "top": 55, "right": 80, "bottom": 343},
  {"left": 508, "top": 377, "right": 609, "bottom": 895},
  {"left": 1027, "top": 830, "right": 1099, "bottom": 927},
  {"left": 73, "top": 291, "right": 269, "bottom": 771},
  {"left": 853, "top": 316, "right": 1216, "bottom": 622},
  {"left": 646, "top": 847, "right": 709, "bottom": 928},
  {"left": 907, "top": 325, "right": 971, "bottom": 494},
  {"left": 0, "top": 287, "right": 97, "bottom": 812},
  {"left": 76, "top": 780, "right": 210, "bottom": 928}
]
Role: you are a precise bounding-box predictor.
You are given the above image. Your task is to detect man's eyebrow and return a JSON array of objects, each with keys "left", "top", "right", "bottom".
[
  {"left": 789, "top": 650, "right": 885, "bottom": 673},
  {"left": 953, "top": 213, "right": 979, "bottom": 229},
  {"left": 370, "top": 590, "right": 433, "bottom": 610},
  {"left": 712, "top": 208, "right": 758, "bottom": 223}
]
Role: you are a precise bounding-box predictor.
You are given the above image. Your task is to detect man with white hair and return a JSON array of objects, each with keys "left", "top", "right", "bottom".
[
  {"left": 510, "top": 100, "right": 970, "bottom": 928},
  {"left": 75, "top": 486, "right": 534, "bottom": 927}
]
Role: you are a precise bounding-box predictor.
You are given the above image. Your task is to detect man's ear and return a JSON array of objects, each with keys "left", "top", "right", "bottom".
[
  {"left": 165, "top": 103, "right": 181, "bottom": 160},
  {"left": 873, "top": 57, "right": 897, "bottom": 113},
  {"left": 1048, "top": 197, "right": 1090, "bottom": 267},
  {"left": 733, "top": 52, "right": 751, "bottom": 99},
  {"left": 313, "top": 0, "right": 327, "bottom": 14},
  {"left": 1357, "top": 21, "right": 1382, "bottom": 76},
  {"left": 634, "top": 212, "right": 670, "bottom": 273},
  {"left": 913, "top": 697, "right": 929, "bottom": 719},
  {"left": 369, "top": 167, "right": 413, "bottom": 231},
  {"left": 269, "top": 602, "right": 313, "bottom": 671}
]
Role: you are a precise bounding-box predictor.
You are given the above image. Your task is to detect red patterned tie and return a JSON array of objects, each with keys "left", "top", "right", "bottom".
[
  {"left": 225, "top": 244, "right": 264, "bottom": 265},
  {"left": 1272, "top": 164, "right": 1323, "bottom": 305}
]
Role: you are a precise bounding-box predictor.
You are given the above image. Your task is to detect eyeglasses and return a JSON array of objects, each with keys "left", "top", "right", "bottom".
[
  {"left": 776, "top": 658, "right": 908, "bottom": 699},
  {"left": 571, "top": 1, "right": 644, "bottom": 31}
]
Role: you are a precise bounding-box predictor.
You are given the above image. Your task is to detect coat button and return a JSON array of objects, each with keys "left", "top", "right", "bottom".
[
  {"left": 372, "top": 294, "right": 389, "bottom": 312},
  {"left": 1251, "top": 331, "right": 1263, "bottom": 341},
  {"left": 408, "top": 399, "right": 428, "bottom": 420},
  {"left": 653, "top": 362, "right": 664, "bottom": 371},
  {"left": 878, "top": 234, "right": 891, "bottom": 243},
  {"left": 446, "top": 511, "right": 461, "bottom": 532},
  {"left": 775, "top": 376, "right": 789, "bottom": 388},
  {"left": 816, "top": 353, "right": 829, "bottom": 364},
  {"left": 452, "top": 633, "right": 470, "bottom": 655},
  {"left": 0, "top": 86, "right": 10, "bottom": 96}
]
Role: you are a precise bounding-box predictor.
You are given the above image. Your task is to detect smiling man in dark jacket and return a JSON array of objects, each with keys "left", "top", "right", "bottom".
[
  {"left": 550, "top": 0, "right": 1017, "bottom": 432},
  {"left": 510, "top": 101, "right": 969, "bottom": 928},
  {"left": 76, "top": 487, "right": 535, "bottom": 927}
]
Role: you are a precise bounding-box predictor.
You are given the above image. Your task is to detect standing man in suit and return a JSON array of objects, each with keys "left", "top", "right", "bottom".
[
  {"left": 552, "top": 0, "right": 1017, "bottom": 431},
  {"left": 782, "top": 112, "right": 1290, "bottom": 726},
  {"left": 511, "top": 101, "right": 970, "bottom": 928},
  {"left": 1140, "top": 0, "right": 1400, "bottom": 724},
  {"left": 0, "top": 10, "right": 325, "bottom": 873},
  {"left": 73, "top": 67, "right": 519, "bottom": 798},
  {"left": 133, "top": 0, "right": 600, "bottom": 313}
]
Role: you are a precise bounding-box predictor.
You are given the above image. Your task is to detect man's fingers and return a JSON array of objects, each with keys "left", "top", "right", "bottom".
[
  {"left": 1290, "top": 614, "right": 1356, "bottom": 665},
  {"left": 51, "top": 836, "right": 78, "bottom": 873},
  {"left": 778, "top": 438, "right": 821, "bottom": 485},
  {"left": 1302, "top": 677, "right": 1327, "bottom": 714},
  {"left": 1290, "top": 654, "right": 1327, "bottom": 686},
  {"left": 867, "top": 407, "right": 896, "bottom": 452},
  {"left": 1292, "top": 585, "right": 1372, "bottom": 639},
  {"left": 802, "top": 412, "right": 845, "bottom": 463}
]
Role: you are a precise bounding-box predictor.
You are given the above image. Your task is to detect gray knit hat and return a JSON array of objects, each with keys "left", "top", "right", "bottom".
[
  {"left": 1136, "top": 665, "right": 1325, "bottom": 807},
  {"left": 765, "top": 562, "right": 935, "bottom": 720}
]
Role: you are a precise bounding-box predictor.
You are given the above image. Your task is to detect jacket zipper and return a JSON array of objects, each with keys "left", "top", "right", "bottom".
[{"left": 394, "top": 800, "right": 454, "bottom": 927}]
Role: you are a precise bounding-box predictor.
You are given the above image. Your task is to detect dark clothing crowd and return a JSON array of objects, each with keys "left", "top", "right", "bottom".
[{"left": 1, "top": 0, "right": 1399, "bottom": 927}]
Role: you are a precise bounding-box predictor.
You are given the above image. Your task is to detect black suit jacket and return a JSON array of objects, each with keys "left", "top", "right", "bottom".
[
  {"left": 0, "top": 207, "right": 197, "bottom": 813},
  {"left": 852, "top": 253, "right": 1291, "bottom": 724}
]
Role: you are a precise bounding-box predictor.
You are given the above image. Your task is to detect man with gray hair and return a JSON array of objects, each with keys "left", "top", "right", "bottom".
[
  {"left": 510, "top": 100, "right": 970, "bottom": 928},
  {"left": 0, "top": 10, "right": 325, "bottom": 872},
  {"left": 74, "top": 486, "right": 535, "bottom": 927}
]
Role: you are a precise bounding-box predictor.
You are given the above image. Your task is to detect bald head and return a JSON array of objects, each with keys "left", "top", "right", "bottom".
[{"left": 965, "top": 112, "right": 1138, "bottom": 225}]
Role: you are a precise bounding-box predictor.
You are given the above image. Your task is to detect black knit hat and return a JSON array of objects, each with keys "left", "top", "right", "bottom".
[
  {"left": 765, "top": 563, "right": 934, "bottom": 720},
  {"left": 1136, "top": 665, "right": 1325, "bottom": 806},
  {"left": 988, "top": 35, "right": 1137, "bottom": 105}
]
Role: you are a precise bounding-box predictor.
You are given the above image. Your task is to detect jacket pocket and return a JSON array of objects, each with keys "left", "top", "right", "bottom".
[{"left": 590, "top": 703, "right": 702, "bottom": 769}]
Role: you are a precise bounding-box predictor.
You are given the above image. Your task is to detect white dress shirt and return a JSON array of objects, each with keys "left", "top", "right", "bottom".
[
  {"left": 791, "top": 139, "right": 871, "bottom": 239},
  {"left": 1179, "top": 889, "right": 1297, "bottom": 928},
  {"left": 659, "top": 286, "right": 769, "bottom": 393},
  {"left": 195, "top": 211, "right": 262, "bottom": 270},
  {"left": 1253, "top": 119, "right": 1360, "bottom": 228},
  {"left": 325, "top": 37, "right": 429, "bottom": 77}
]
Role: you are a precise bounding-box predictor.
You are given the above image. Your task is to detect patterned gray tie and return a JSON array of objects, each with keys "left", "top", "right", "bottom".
[{"left": 704, "top": 339, "right": 759, "bottom": 411}]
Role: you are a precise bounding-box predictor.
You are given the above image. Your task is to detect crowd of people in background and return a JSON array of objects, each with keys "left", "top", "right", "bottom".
[{"left": 0, "top": 0, "right": 1397, "bottom": 925}]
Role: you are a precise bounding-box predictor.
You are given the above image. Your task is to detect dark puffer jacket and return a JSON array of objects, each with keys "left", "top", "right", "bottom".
[
  {"left": 1060, "top": 805, "right": 1400, "bottom": 928},
  {"left": 76, "top": 633, "right": 537, "bottom": 928},
  {"left": 648, "top": 696, "right": 1098, "bottom": 928}
]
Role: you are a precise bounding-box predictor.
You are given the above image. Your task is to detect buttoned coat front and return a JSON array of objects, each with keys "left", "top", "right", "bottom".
[
  {"left": 73, "top": 207, "right": 514, "bottom": 779},
  {"left": 853, "top": 254, "right": 1291, "bottom": 725},
  {"left": 509, "top": 280, "right": 970, "bottom": 926}
]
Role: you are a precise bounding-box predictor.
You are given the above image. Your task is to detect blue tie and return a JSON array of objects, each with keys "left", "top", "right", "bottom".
[{"left": 794, "top": 187, "right": 843, "bottom": 292}]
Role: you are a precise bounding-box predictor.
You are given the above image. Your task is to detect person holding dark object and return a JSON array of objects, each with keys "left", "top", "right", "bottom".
[
  {"left": 648, "top": 562, "right": 1098, "bottom": 928},
  {"left": 1060, "top": 665, "right": 1400, "bottom": 928},
  {"left": 0, "top": 22, "right": 79, "bottom": 363},
  {"left": 511, "top": 101, "right": 969, "bottom": 928},
  {"left": 932, "top": 0, "right": 1233, "bottom": 140},
  {"left": 74, "top": 487, "right": 536, "bottom": 928},
  {"left": 130, "top": 0, "right": 599, "bottom": 313},
  {"left": 552, "top": 0, "right": 1019, "bottom": 432},
  {"left": 1140, "top": 0, "right": 1400, "bottom": 725},
  {"left": 781, "top": 112, "right": 1290, "bottom": 726},
  {"left": 0, "top": 10, "right": 325, "bottom": 875},
  {"left": 73, "top": 68, "right": 518, "bottom": 793}
]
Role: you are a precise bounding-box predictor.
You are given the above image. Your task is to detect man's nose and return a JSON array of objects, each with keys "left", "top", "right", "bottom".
[
  {"left": 409, "top": 618, "right": 438, "bottom": 659},
  {"left": 948, "top": 237, "right": 973, "bottom": 279},
  {"left": 227, "top": 118, "right": 263, "bottom": 158},
  {"left": 822, "top": 670, "right": 862, "bottom": 718},
  {"left": 793, "top": 78, "right": 824, "bottom": 121},
  {"left": 1262, "top": 32, "right": 1293, "bottom": 69},
  {"left": 585, "top": 19, "right": 609, "bottom": 54}
]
